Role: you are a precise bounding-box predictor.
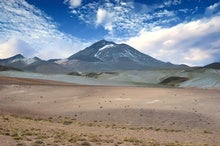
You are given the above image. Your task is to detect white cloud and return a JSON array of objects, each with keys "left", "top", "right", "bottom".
[
  {"left": 67, "top": 0, "right": 177, "bottom": 38},
  {"left": 184, "top": 49, "right": 213, "bottom": 62},
  {"left": 0, "top": 0, "right": 88, "bottom": 59},
  {"left": 163, "top": 0, "right": 182, "bottom": 7},
  {"left": 96, "top": 8, "right": 114, "bottom": 31},
  {"left": 206, "top": 2, "right": 220, "bottom": 15},
  {"left": 173, "top": 0, "right": 182, "bottom": 5},
  {"left": 96, "top": 8, "right": 107, "bottom": 25},
  {"left": 126, "top": 16, "right": 220, "bottom": 66},
  {"left": 156, "top": 10, "right": 175, "bottom": 17},
  {"left": 0, "top": 38, "right": 36, "bottom": 59},
  {"left": 64, "top": 0, "right": 82, "bottom": 8}
]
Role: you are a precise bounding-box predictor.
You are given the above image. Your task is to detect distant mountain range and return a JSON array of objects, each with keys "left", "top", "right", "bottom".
[
  {"left": 1, "top": 40, "right": 217, "bottom": 73},
  {"left": 0, "top": 65, "right": 22, "bottom": 71},
  {"left": 204, "top": 62, "right": 220, "bottom": 70},
  {"left": 0, "top": 54, "right": 66, "bottom": 73}
]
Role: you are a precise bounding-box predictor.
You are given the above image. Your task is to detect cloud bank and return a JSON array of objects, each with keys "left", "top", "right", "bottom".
[
  {"left": 0, "top": 0, "right": 88, "bottom": 59},
  {"left": 0, "top": 38, "right": 35, "bottom": 58},
  {"left": 126, "top": 16, "right": 220, "bottom": 66}
]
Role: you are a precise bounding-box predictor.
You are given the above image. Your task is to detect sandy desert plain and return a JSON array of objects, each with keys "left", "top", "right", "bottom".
[{"left": 0, "top": 74, "right": 220, "bottom": 146}]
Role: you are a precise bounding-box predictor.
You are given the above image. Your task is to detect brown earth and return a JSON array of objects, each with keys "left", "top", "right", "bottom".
[{"left": 0, "top": 76, "right": 220, "bottom": 146}]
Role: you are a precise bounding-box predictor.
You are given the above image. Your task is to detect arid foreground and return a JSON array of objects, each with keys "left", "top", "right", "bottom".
[{"left": 0, "top": 76, "right": 220, "bottom": 146}]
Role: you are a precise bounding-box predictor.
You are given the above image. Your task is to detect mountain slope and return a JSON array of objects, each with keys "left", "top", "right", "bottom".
[
  {"left": 0, "top": 54, "right": 67, "bottom": 74},
  {"left": 64, "top": 40, "right": 179, "bottom": 72},
  {"left": 0, "top": 40, "right": 188, "bottom": 73},
  {"left": 0, "top": 65, "right": 22, "bottom": 71},
  {"left": 0, "top": 54, "right": 40, "bottom": 67},
  {"left": 204, "top": 62, "right": 220, "bottom": 70},
  {"left": 69, "top": 40, "right": 163, "bottom": 64},
  {"left": 68, "top": 40, "right": 113, "bottom": 62}
]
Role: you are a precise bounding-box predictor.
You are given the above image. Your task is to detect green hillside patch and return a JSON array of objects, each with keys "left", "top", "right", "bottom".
[{"left": 160, "top": 76, "right": 189, "bottom": 87}]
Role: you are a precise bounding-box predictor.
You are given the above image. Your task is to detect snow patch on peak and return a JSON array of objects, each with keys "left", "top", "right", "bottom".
[
  {"left": 94, "top": 44, "right": 115, "bottom": 58},
  {"left": 23, "top": 58, "right": 38, "bottom": 65},
  {"left": 10, "top": 57, "right": 38, "bottom": 65},
  {"left": 99, "top": 44, "right": 115, "bottom": 51},
  {"left": 10, "top": 58, "right": 22, "bottom": 63},
  {"left": 55, "top": 59, "right": 68, "bottom": 64}
]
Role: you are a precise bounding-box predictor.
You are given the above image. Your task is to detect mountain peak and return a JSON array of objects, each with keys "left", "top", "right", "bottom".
[
  {"left": 68, "top": 40, "right": 166, "bottom": 67},
  {"left": 68, "top": 40, "right": 116, "bottom": 61},
  {"left": 11, "top": 54, "right": 25, "bottom": 59},
  {"left": 33, "top": 57, "right": 42, "bottom": 61},
  {"left": 0, "top": 54, "right": 25, "bottom": 62},
  {"left": 91, "top": 40, "right": 115, "bottom": 48},
  {"left": 96, "top": 39, "right": 114, "bottom": 44}
]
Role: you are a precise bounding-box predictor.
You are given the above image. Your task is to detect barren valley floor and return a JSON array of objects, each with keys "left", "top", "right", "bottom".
[{"left": 0, "top": 76, "right": 220, "bottom": 146}]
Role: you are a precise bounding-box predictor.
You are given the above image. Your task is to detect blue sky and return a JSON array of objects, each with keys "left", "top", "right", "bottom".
[{"left": 0, "top": 0, "right": 220, "bottom": 66}]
